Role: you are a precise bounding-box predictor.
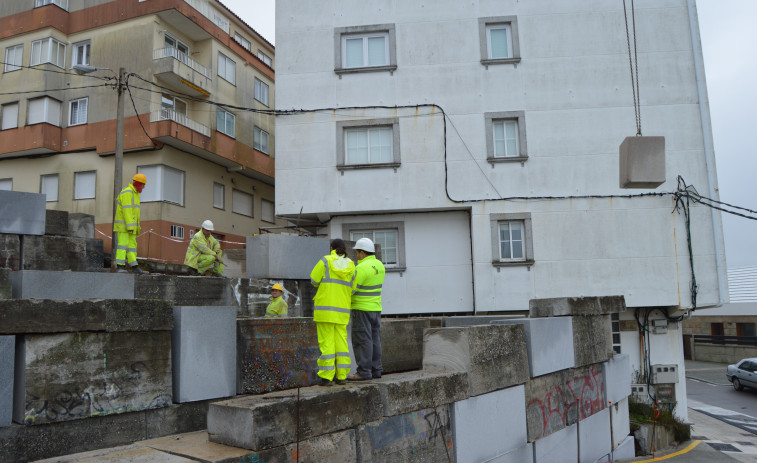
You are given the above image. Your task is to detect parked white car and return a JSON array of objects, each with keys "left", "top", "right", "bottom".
[{"left": 727, "top": 358, "right": 757, "bottom": 391}]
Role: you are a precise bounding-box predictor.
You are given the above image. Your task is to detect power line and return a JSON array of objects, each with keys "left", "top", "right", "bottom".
[
  {"left": 0, "top": 60, "right": 115, "bottom": 81},
  {"left": 0, "top": 83, "right": 112, "bottom": 97}
]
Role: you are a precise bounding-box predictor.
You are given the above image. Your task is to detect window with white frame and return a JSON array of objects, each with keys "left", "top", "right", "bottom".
[
  {"left": 69, "top": 97, "right": 88, "bottom": 126},
  {"left": 213, "top": 182, "right": 225, "bottom": 209},
  {"left": 485, "top": 111, "right": 527, "bottom": 161},
  {"left": 343, "top": 221, "right": 406, "bottom": 269},
  {"left": 233, "top": 33, "right": 251, "bottom": 51},
  {"left": 0, "top": 179, "right": 11, "bottom": 191},
  {"left": 216, "top": 108, "right": 235, "bottom": 137},
  {"left": 28, "top": 97, "right": 61, "bottom": 126},
  {"left": 35, "top": 0, "right": 68, "bottom": 10},
  {"left": 161, "top": 93, "right": 187, "bottom": 118},
  {"left": 490, "top": 213, "right": 533, "bottom": 265},
  {"left": 257, "top": 50, "right": 272, "bottom": 67},
  {"left": 71, "top": 41, "right": 90, "bottom": 67},
  {"left": 4, "top": 45, "right": 23, "bottom": 72},
  {"left": 478, "top": 17, "right": 521, "bottom": 65},
  {"left": 170, "top": 225, "right": 184, "bottom": 239},
  {"left": 1, "top": 103, "right": 19, "bottom": 130},
  {"left": 164, "top": 33, "right": 189, "bottom": 62},
  {"left": 611, "top": 313, "right": 622, "bottom": 354},
  {"left": 40, "top": 174, "right": 59, "bottom": 202},
  {"left": 231, "top": 189, "right": 253, "bottom": 217},
  {"left": 31, "top": 37, "right": 66, "bottom": 68},
  {"left": 254, "top": 78, "right": 269, "bottom": 106},
  {"left": 336, "top": 119, "right": 400, "bottom": 168},
  {"left": 261, "top": 199, "right": 275, "bottom": 223},
  {"left": 254, "top": 126, "right": 269, "bottom": 154},
  {"left": 335, "top": 24, "right": 397, "bottom": 74},
  {"left": 137, "top": 164, "right": 185, "bottom": 206},
  {"left": 74, "top": 171, "right": 96, "bottom": 199},
  {"left": 218, "top": 52, "right": 236, "bottom": 84}
]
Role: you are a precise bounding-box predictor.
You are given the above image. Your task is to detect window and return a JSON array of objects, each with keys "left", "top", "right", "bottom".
[
  {"left": 336, "top": 119, "right": 400, "bottom": 169},
  {"left": 137, "top": 165, "right": 185, "bottom": 206},
  {"left": 261, "top": 199, "right": 275, "bottom": 223},
  {"left": 489, "top": 213, "right": 534, "bottom": 266},
  {"left": 71, "top": 41, "right": 90, "bottom": 67},
  {"left": 35, "top": 0, "right": 68, "bottom": 9},
  {"left": 257, "top": 50, "right": 272, "bottom": 67},
  {"left": 254, "top": 127, "right": 269, "bottom": 154},
  {"left": 1, "top": 103, "right": 19, "bottom": 130},
  {"left": 4, "top": 45, "right": 23, "bottom": 72},
  {"left": 216, "top": 108, "right": 235, "bottom": 137},
  {"left": 485, "top": 111, "right": 527, "bottom": 162},
  {"left": 0, "top": 179, "right": 11, "bottom": 191},
  {"left": 611, "top": 313, "right": 622, "bottom": 354},
  {"left": 737, "top": 323, "right": 756, "bottom": 338},
  {"left": 234, "top": 33, "right": 251, "bottom": 51},
  {"left": 343, "top": 221, "right": 406, "bottom": 270},
  {"left": 218, "top": 52, "right": 236, "bottom": 84},
  {"left": 335, "top": 24, "right": 397, "bottom": 74},
  {"left": 73, "top": 171, "right": 95, "bottom": 199},
  {"left": 170, "top": 225, "right": 184, "bottom": 239},
  {"left": 161, "top": 93, "right": 187, "bottom": 116},
  {"left": 40, "top": 174, "right": 59, "bottom": 202},
  {"left": 69, "top": 97, "right": 88, "bottom": 126},
  {"left": 213, "top": 182, "right": 224, "bottom": 209},
  {"left": 232, "top": 189, "right": 253, "bottom": 217},
  {"left": 164, "top": 34, "right": 189, "bottom": 63},
  {"left": 28, "top": 97, "right": 61, "bottom": 126},
  {"left": 478, "top": 17, "right": 521, "bottom": 66},
  {"left": 31, "top": 37, "right": 66, "bottom": 68},
  {"left": 254, "top": 78, "right": 269, "bottom": 106}
]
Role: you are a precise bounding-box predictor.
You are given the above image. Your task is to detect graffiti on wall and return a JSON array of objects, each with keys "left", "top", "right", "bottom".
[{"left": 361, "top": 407, "right": 454, "bottom": 460}]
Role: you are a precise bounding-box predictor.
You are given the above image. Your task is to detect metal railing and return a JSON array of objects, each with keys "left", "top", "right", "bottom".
[
  {"left": 693, "top": 335, "right": 757, "bottom": 346},
  {"left": 153, "top": 47, "right": 211, "bottom": 79},
  {"left": 150, "top": 109, "right": 210, "bottom": 137}
]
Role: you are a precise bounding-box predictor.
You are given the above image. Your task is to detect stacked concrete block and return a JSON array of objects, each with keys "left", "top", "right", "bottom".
[
  {"left": 0, "top": 191, "right": 46, "bottom": 236},
  {"left": 609, "top": 397, "right": 630, "bottom": 451},
  {"left": 135, "top": 275, "right": 232, "bottom": 306},
  {"left": 451, "top": 386, "right": 528, "bottom": 463},
  {"left": 11, "top": 270, "right": 134, "bottom": 299},
  {"left": 21, "top": 235, "right": 104, "bottom": 271},
  {"left": 572, "top": 315, "right": 612, "bottom": 367},
  {"left": 381, "top": 318, "right": 429, "bottom": 373},
  {"left": 529, "top": 296, "right": 626, "bottom": 318},
  {"left": 67, "top": 213, "right": 95, "bottom": 239},
  {"left": 492, "top": 317, "right": 575, "bottom": 377},
  {"left": 577, "top": 408, "right": 611, "bottom": 463},
  {"left": 423, "top": 324, "right": 529, "bottom": 396},
  {"left": 372, "top": 371, "right": 468, "bottom": 417},
  {"left": 603, "top": 354, "right": 631, "bottom": 404},
  {"left": 0, "top": 268, "right": 10, "bottom": 299},
  {"left": 442, "top": 314, "right": 525, "bottom": 327},
  {"left": 533, "top": 423, "right": 577, "bottom": 463},
  {"left": 0, "top": 235, "right": 20, "bottom": 270},
  {"left": 495, "top": 444, "right": 534, "bottom": 463},
  {"left": 613, "top": 435, "right": 635, "bottom": 460},
  {"left": 172, "top": 306, "right": 236, "bottom": 403},
  {"left": 247, "top": 234, "right": 329, "bottom": 279},
  {"left": 45, "top": 210, "right": 69, "bottom": 236},
  {"left": 31, "top": 443, "right": 196, "bottom": 463},
  {"left": 1, "top": 336, "right": 13, "bottom": 427}
]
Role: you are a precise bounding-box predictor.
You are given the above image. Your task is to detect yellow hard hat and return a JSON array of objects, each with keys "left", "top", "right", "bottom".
[
  {"left": 272, "top": 283, "right": 283, "bottom": 291},
  {"left": 132, "top": 173, "right": 147, "bottom": 184}
]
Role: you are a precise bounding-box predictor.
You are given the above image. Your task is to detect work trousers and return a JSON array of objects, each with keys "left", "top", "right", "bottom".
[
  {"left": 351, "top": 310, "right": 382, "bottom": 378},
  {"left": 115, "top": 231, "right": 138, "bottom": 267},
  {"left": 316, "top": 322, "right": 351, "bottom": 381},
  {"left": 196, "top": 250, "right": 224, "bottom": 274}
]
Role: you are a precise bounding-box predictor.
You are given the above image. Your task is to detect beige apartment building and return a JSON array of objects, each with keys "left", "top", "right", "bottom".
[{"left": 0, "top": 0, "right": 280, "bottom": 264}]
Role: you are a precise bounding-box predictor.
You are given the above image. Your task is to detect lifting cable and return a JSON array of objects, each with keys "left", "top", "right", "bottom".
[{"left": 622, "top": 0, "right": 643, "bottom": 135}]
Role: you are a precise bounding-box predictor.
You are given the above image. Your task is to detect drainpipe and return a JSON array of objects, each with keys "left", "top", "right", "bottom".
[{"left": 686, "top": 0, "right": 727, "bottom": 306}]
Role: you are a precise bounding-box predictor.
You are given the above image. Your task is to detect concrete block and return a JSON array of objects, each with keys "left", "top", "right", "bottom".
[
  {"left": 492, "top": 443, "right": 533, "bottom": 463},
  {"left": 0, "top": 336, "right": 13, "bottom": 427},
  {"left": 381, "top": 318, "right": 429, "bottom": 373},
  {"left": 357, "top": 405, "right": 454, "bottom": 462},
  {"left": 492, "top": 317, "right": 575, "bottom": 377},
  {"left": 230, "top": 277, "right": 304, "bottom": 318},
  {"left": 529, "top": 296, "right": 626, "bottom": 318},
  {"left": 45, "top": 209, "right": 69, "bottom": 236},
  {"left": 533, "top": 424, "right": 577, "bottom": 463},
  {"left": 578, "top": 408, "right": 611, "bottom": 463},
  {"left": 237, "top": 317, "right": 320, "bottom": 394},
  {"left": 11, "top": 270, "right": 134, "bottom": 299},
  {"left": 140, "top": 431, "right": 255, "bottom": 462},
  {"left": 145, "top": 400, "right": 213, "bottom": 439},
  {"left": 0, "top": 268, "right": 10, "bottom": 299},
  {"left": 374, "top": 370, "right": 468, "bottom": 417},
  {"left": 247, "top": 234, "right": 329, "bottom": 279},
  {"left": 0, "top": 234, "right": 20, "bottom": 270},
  {"left": 14, "top": 331, "right": 172, "bottom": 425},
  {"left": 604, "top": 354, "right": 631, "bottom": 403},
  {"left": 172, "top": 306, "right": 236, "bottom": 403},
  {"left": 135, "top": 275, "right": 231, "bottom": 306},
  {"left": 33, "top": 443, "right": 196, "bottom": 462},
  {"left": 452, "top": 386, "right": 527, "bottom": 463},
  {"left": 442, "top": 315, "right": 524, "bottom": 327},
  {"left": 0, "top": 191, "right": 46, "bottom": 235},
  {"left": 573, "top": 315, "right": 612, "bottom": 367},
  {"left": 619, "top": 135, "right": 665, "bottom": 188},
  {"left": 67, "top": 212, "right": 95, "bottom": 239},
  {"left": 613, "top": 435, "right": 635, "bottom": 461},
  {"left": 21, "top": 235, "right": 104, "bottom": 271},
  {"left": 208, "top": 384, "right": 383, "bottom": 451},
  {"left": 423, "top": 324, "right": 529, "bottom": 396},
  {"left": 610, "top": 397, "right": 630, "bottom": 450}
]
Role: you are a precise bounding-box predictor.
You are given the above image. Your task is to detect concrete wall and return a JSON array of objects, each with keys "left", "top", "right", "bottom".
[{"left": 690, "top": 343, "right": 757, "bottom": 364}]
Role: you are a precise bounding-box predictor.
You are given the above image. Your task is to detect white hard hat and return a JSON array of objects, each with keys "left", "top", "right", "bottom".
[
  {"left": 201, "top": 220, "right": 214, "bottom": 231},
  {"left": 353, "top": 237, "right": 375, "bottom": 253}
]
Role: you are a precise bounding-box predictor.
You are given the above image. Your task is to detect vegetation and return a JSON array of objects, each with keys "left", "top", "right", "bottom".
[{"left": 628, "top": 399, "right": 691, "bottom": 442}]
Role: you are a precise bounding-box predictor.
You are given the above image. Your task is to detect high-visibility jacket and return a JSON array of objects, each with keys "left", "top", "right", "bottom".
[
  {"left": 184, "top": 231, "right": 221, "bottom": 269},
  {"left": 265, "top": 296, "right": 288, "bottom": 318},
  {"left": 310, "top": 250, "right": 356, "bottom": 325},
  {"left": 114, "top": 184, "right": 140, "bottom": 234},
  {"left": 351, "top": 255, "right": 385, "bottom": 311}
]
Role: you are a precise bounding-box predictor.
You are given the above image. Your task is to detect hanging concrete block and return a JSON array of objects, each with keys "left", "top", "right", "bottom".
[
  {"left": 0, "top": 191, "right": 46, "bottom": 236},
  {"left": 619, "top": 135, "right": 665, "bottom": 188},
  {"left": 492, "top": 317, "right": 575, "bottom": 378},
  {"left": 12, "top": 270, "right": 135, "bottom": 299},
  {"left": 247, "top": 234, "right": 329, "bottom": 279},
  {"left": 0, "top": 336, "right": 13, "bottom": 427},
  {"left": 603, "top": 354, "right": 631, "bottom": 403}
]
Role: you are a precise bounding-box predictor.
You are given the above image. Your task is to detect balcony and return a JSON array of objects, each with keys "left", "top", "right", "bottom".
[
  {"left": 150, "top": 109, "right": 210, "bottom": 137},
  {"left": 152, "top": 48, "right": 211, "bottom": 97}
]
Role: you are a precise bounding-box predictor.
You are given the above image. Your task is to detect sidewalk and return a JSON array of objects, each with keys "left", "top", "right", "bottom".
[{"left": 686, "top": 360, "right": 731, "bottom": 385}]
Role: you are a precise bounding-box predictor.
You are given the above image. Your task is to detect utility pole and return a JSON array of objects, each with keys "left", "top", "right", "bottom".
[{"left": 111, "top": 68, "right": 126, "bottom": 271}]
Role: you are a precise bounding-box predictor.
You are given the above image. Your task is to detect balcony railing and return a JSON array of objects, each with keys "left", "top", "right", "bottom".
[
  {"left": 150, "top": 109, "right": 210, "bottom": 137},
  {"left": 153, "top": 47, "right": 211, "bottom": 79}
]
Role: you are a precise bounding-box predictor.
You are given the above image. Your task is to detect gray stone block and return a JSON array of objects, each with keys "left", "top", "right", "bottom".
[
  {"left": 0, "top": 191, "right": 46, "bottom": 236},
  {"left": 33, "top": 443, "right": 196, "bottom": 462},
  {"left": 381, "top": 318, "right": 429, "bottom": 373},
  {"left": 422, "top": 324, "right": 529, "bottom": 397},
  {"left": 492, "top": 317, "right": 575, "bottom": 378},
  {"left": 496, "top": 443, "right": 534, "bottom": 463},
  {"left": 136, "top": 275, "right": 231, "bottom": 306},
  {"left": 247, "top": 234, "right": 329, "bottom": 279},
  {"left": 21, "top": 235, "right": 104, "bottom": 271},
  {"left": 529, "top": 296, "right": 626, "bottom": 318},
  {"left": 442, "top": 315, "right": 524, "bottom": 327},
  {"left": 578, "top": 408, "right": 611, "bottom": 463},
  {"left": 45, "top": 209, "right": 69, "bottom": 236},
  {"left": 573, "top": 315, "right": 612, "bottom": 367},
  {"left": 0, "top": 268, "right": 10, "bottom": 300},
  {"left": 373, "top": 370, "right": 468, "bottom": 418},
  {"left": 534, "top": 423, "right": 577, "bottom": 463},
  {"left": 613, "top": 435, "right": 635, "bottom": 461},
  {"left": 68, "top": 213, "right": 95, "bottom": 239},
  {"left": 0, "top": 234, "right": 20, "bottom": 270},
  {"left": 619, "top": 135, "right": 665, "bottom": 188},
  {"left": 207, "top": 384, "right": 383, "bottom": 451},
  {"left": 0, "top": 336, "right": 13, "bottom": 427},
  {"left": 357, "top": 405, "right": 454, "bottom": 462},
  {"left": 11, "top": 270, "right": 134, "bottom": 299},
  {"left": 604, "top": 354, "right": 631, "bottom": 404},
  {"left": 172, "top": 306, "right": 236, "bottom": 403}
]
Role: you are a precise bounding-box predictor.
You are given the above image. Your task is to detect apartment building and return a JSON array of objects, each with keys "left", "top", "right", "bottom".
[
  {"left": 0, "top": 0, "right": 280, "bottom": 264},
  {"left": 275, "top": 0, "right": 727, "bottom": 416}
]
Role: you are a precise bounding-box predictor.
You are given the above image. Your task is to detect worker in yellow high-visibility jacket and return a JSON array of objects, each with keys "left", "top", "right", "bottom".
[
  {"left": 310, "top": 239, "right": 355, "bottom": 386},
  {"left": 184, "top": 220, "right": 224, "bottom": 276},
  {"left": 114, "top": 173, "right": 146, "bottom": 274},
  {"left": 265, "top": 283, "right": 288, "bottom": 318}
]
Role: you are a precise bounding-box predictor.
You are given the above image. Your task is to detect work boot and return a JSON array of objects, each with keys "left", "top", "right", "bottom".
[
  {"left": 346, "top": 373, "right": 371, "bottom": 381},
  {"left": 317, "top": 378, "right": 334, "bottom": 387},
  {"left": 131, "top": 266, "right": 147, "bottom": 275},
  {"left": 116, "top": 266, "right": 128, "bottom": 273}
]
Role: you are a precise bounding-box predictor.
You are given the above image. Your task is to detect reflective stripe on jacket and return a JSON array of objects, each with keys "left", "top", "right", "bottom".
[
  {"left": 184, "top": 231, "right": 220, "bottom": 269},
  {"left": 265, "top": 296, "right": 288, "bottom": 318},
  {"left": 351, "top": 255, "right": 385, "bottom": 311},
  {"left": 114, "top": 184, "right": 140, "bottom": 233},
  {"left": 310, "top": 250, "right": 356, "bottom": 325}
]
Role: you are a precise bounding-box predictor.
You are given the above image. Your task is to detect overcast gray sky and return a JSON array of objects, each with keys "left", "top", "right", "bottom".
[{"left": 226, "top": 0, "right": 756, "bottom": 269}]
